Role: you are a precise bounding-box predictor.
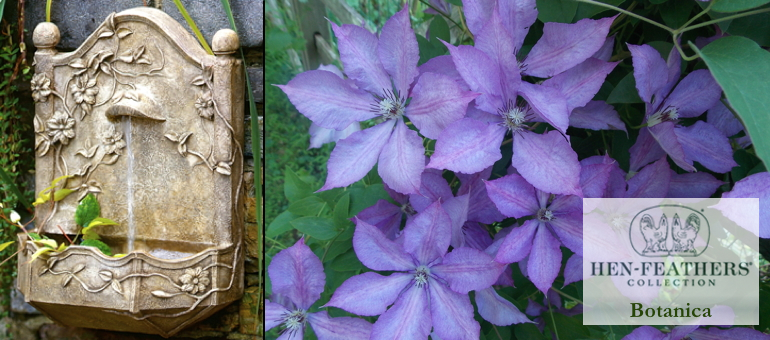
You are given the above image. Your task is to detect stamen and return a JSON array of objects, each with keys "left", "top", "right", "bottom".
[
  {"left": 370, "top": 89, "right": 405, "bottom": 120},
  {"left": 537, "top": 208, "right": 555, "bottom": 222},
  {"left": 280, "top": 309, "right": 307, "bottom": 336},
  {"left": 414, "top": 265, "right": 430, "bottom": 288},
  {"left": 498, "top": 99, "right": 532, "bottom": 133},
  {"left": 647, "top": 106, "right": 679, "bottom": 127},
  {"left": 401, "top": 202, "right": 416, "bottom": 216}
]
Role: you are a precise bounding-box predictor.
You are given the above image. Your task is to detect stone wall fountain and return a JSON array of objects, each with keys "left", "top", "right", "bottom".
[{"left": 17, "top": 7, "right": 244, "bottom": 337}]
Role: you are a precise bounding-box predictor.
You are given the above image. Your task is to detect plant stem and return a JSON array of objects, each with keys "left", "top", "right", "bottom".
[
  {"left": 551, "top": 287, "right": 584, "bottom": 305},
  {"left": 678, "top": 0, "right": 714, "bottom": 30},
  {"left": 680, "top": 7, "right": 770, "bottom": 33},
  {"left": 548, "top": 303, "right": 561, "bottom": 340},
  {"left": 575, "top": 0, "right": 674, "bottom": 33}
]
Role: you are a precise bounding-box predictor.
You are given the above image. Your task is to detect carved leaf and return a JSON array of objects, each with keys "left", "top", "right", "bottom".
[
  {"left": 151, "top": 290, "right": 176, "bottom": 298},
  {"left": 71, "top": 264, "right": 85, "bottom": 274},
  {"left": 215, "top": 162, "right": 232, "bottom": 176},
  {"left": 111, "top": 280, "right": 123, "bottom": 295},
  {"left": 137, "top": 57, "right": 152, "bottom": 65},
  {"left": 76, "top": 144, "right": 99, "bottom": 158},
  {"left": 100, "top": 63, "right": 112, "bottom": 75},
  {"left": 191, "top": 76, "right": 206, "bottom": 86},
  {"left": 98, "top": 31, "right": 114, "bottom": 39},
  {"left": 74, "top": 68, "right": 87, "bottom": 76},
  {"left": 164, "top": 132, "right": 179, "bottom": 143},
  {"left": 62, "top": 275, "right": 73, "bottom": 287},
  {"left": 38, "top": 267, "right": 48, "bottom": 276},
  {"left": 68, "top": 59, "right": 86, "bottom": 69},
  {"left": 116, "top": 27, "right": 133, "bottom": 39},
  {"left": 133, "top": 46, "right": 146, "bottom": 59},
  {"left": 124, "top": 91, "right": 139, "bottom": 101},
  {"left": 178, "top": 132, "right": 193, "bottom": 144},
  {"left": 98, "top": 270, "right": 113, "bottom": 281},
  {"left": 34, "top": 115, "right": 42, "bottom": 133},
  {"left": 101, "top": 154, "right": 120, "bottom": 165},
  {"left": 37, "top": 140, "right": 50, "bottom": 157},
  {"left": 46, "top": 257, "right": 58, "bottom": 269},
  {"left": 118, "top": 55, "right": 133, "bottom": 64}
]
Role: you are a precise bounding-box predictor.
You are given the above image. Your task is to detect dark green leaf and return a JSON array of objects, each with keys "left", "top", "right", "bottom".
[
  {"left": 429, "top": 16, "right": 450, "bottom": 44},
  {"left": 75, "top": 193, "right": 100, "bottom": 227},
  {"left": 445, "top": 0, "right": 462, "bottom": 6},
  {"left": 536, "top": 0, "right": 578, "bottom": 23},
  {"left": 544, "top": 312, "right": 590, "bottom": 340},
  {"left": 697, "top": 36, "right": 770, "bottom": 168},
  {"left": 288, "top": 196, "right": 328, "bottom": 216},
  {"left": 348, "top": 183, "right": 390, "bottom": 216},
  {"left": 727, "top": 11, "right": 770, "bottom": 47},
  {"left": 649, "top": 0, "right": 668, "bottom": 4},
  {"left": 333, "top": 193, "right": 351, "bottom": 227},
  {"left": 514, "top": 323, "right": 548, "bottom": 340},
  {"left": 284, "top": 167, "right": 312, "bottom": 202},
  {"left": 606, "top": 73, "right": 643, "bottom": 104},
  {"left": 266, "top": 210, "right": 299, "bottom": 238},
  {"left": 328, "top": 248, "right": 364, "bottom": 272},
  {"left": 0, "top": 165, "right": 31, "bottom": 211},
  {"left": 660, "top": 1, "right": 694, "bottom": 29},
  {"left": 81, "top": 239, "right": 112, "bottom": 256},
  {"left": 712, "top": 0, "right": 770, "bottom": 13},
  {"left": 322, "top": 238, "right": 352, "bottom": 264},
  {"left": 416, "top": 34, "right": 447, "bottom": 66},
  {"left": 290, "top": 217, "right": 338, "bottom": 240}
]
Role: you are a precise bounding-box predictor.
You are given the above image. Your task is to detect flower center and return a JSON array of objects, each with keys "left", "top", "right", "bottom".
[
  {"left": 537, "top": 208, "right": 555, "bottom": 222},
  {"left": 414, "top": 265, "right": 430, "bottom": 288},
  {"left": 282, "top": 309, "right": 307, "bottom": 335},
  {"left": 401, "top": 202, "right": 416, "bottom": 216},
  {"left": 498, "top": 101, "right": 530, "bottom": 132},
  {"left": 372, "top": 89, "right": 405, "bottom": 120},
  {"left": 647, "top": 106, "right": 679, "bottom": 127}
]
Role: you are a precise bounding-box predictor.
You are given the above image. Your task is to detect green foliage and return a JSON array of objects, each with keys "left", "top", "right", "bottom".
[
  {"left": 712, "top": 0, "right": 770, "bottom": 13},
  {"left": 81, "top": 239, "right": 112, "bottom": 256},
  {"left": 74, "top": 193, "right": 100, "bottom": 227},
  {"left": 537, "top": 0, "right": 578, "bottom": 23}
]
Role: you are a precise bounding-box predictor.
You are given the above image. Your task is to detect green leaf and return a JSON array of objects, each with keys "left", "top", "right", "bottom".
[
  {"left": 660, "top": 0, "right": 694, "bottom": 29},
  {"left": 712, "top": 0, "right": 770, "bottom": 13},
  {"left": 606, "top": 73, "right": 643, "bottom": 104},
  {"left": 0, "top": 0, "right": 6, "bottom": 23},
  {"left": 290, "top": 217, "right": 338, "bottom": 240},
  {"left": 429, "top": 16, "right": 450, "bottom": 44},
  {"left": 284, "top": 167, "right": 311, "bottom": 202},
  {"left": 544, "top": 312, "right": 590, "bottom": 340},
  {"left": 696, "top": 36, "right": 770, "bottom": 168},
  {"left": 74, "top": 193, "right": 100, "bottom": 227},
  {"left": 348, "top": 183, "right": 390, "bottom": 216},
  {"left": 322, "top": 238, "right": 352, "bottom": 264},
  {"left": 81, "top": 239, "right": 112, "bottom": 256},
  {"left": 727, "top": 11, "right": 770, "bottom": 47},
  {"left": 574, "top": 0, "right": 624, "bottom": 20},
  {"left": 266, "top": 210, "right": 299, "bottom": 238},
  {"left": 514, "top": 323, "right": 548, "bottom": 340},
  {"left": 416, "top": 34, "right": 447, "bottom": 66},
  {"left": 171, "top": 0, "right": 213, "bottom": 54},
  {"left": 536, "top": 0, "right": 578, "bottom": 23},
  {"left": 328, "top": 248, "right": 364, "bottom": 272},
  {"left": 28, "top": 232, "right": 42, "bottom": 240},
  {"left": 287, "top": 196, "right": 328, "bottom": 216},
  {"left": 0, "top": 166, "right": 31, "bottom": 210},
  {"left": 444, "top": 0, "right": 462, "bottom": 6},
  {"left": 333, "top": 193, "right": 351, "bottom": 228},
  {"left": 53, "top": 189, "right": 75, "bottom": 201},
  {"left": 0, "top": 241, "right": 14, "bottom": 252}
]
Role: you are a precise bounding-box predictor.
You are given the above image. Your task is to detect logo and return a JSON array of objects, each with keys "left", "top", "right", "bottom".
[{"left": 629, "top": 205, "right": 710, "bottom": 257}]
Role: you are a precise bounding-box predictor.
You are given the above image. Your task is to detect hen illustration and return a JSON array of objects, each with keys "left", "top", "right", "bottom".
[
  {"left": 640, "top": 213, "right": 668, "bottom": 253},
  {"left": 672, "top": 213, "right": 699, "bottom": 253}
]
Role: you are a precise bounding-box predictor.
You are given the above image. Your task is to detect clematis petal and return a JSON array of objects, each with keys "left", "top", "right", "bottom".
[
  {"left": 495, "top": 220, "right": 539, "bottom": 264},
  {"left": 476, "top": 287, "right": 531, "bottom": 326},
  {"left": 592, "top": 35, "right": 615, "bottom": 61},
  {"left": 569, "top": 101, "right": 627, "bottom": 133},
  {"left": 720, "top": 172, "right": 769, "bottom": 238},
  {"left": 457, "top": 167, "right": 506, "bottom": 224},
  {"left": 563, "top": 254, "right": 582, "bottom": 286},
  {"left": 277, "top": 70, "right": 377, "bottom": 130},
  {"left": 431, "top": 247, "right": 504, "bottom": 293},
  {"left": 707, "top": 101, "right": 744, "bottom": 138},
  {"left": 628, "top": 44, "right": 669, "bottom": 104},
  {"left": 353, "top": 218, "right": 416, "bottom": 271},
  {"left": 629, "top": 125, "right": 666, "bottom": 172},
  {"left": 427, "top": 118, "right": 507, "bottom": 174},
  {"left": 428, "top": 280, "right": 480, "bottom": 340},
  {"left": 326, "top": 272, "right": 412, "bottom": 316},
  {"left": 309, "top": 122, "right": 360, "bottom": 149},
  {"left": 548, "top": 194, "right": 581, "bottom": 213},
  {"left": 277, "top": 328, "right": 304, "bottom": 340},
  {"left": 409, "top": 171, "right": 453, "bottom": 212},
  {"left": 406, "top": 72, "right": 478, "bottom": 139},
  {"left": 265, "top": 300, "right": 290, "bottom": 331},
  {"left": 498, "top": 0, "right": 538, "bottom": 51},
  {"left": 668, "top": 171, "right": 724, "bottom": 198},
  {"left": 663, "top": 69, "right": 722, "bottom": 118},
  {"left": 580, "top": 155, "right": 617, "bottom": 198},
  {"left": 648, "top": 122, "right": 694, "bottom": 172},
  {"left": 442, "top": 42, "right": 504, "bottom": 112},
  {"left": 528, "top": 226, "right": 562, "bottom": 293},
  {"left": 321, "top": 120, "right": 395, "bottom": 191},
  {"left": 689, "top": 326, "right": 770, "bottom": 340},
  {"left": 622, "top": 326, "right": 666, "bottom": 340},
  {"left": 626, "top": 157, "right": 671, "bottom": 198},
  {"left": 379, "top": 119, "right": 424, "bottom": 194},
  {"left": 308, "top": 311, "right": 372, "bottom": 340},
  {"left": 356, "top": 200, "right": 403, "bottom": 240},
  {"left": 475, "top": 8, "right": 521, "bottom": 101},
  {"left": 371, "top": 285, "right": 431, "bottom": 340},
  {"left": 485, "top": 173, "right": 539, "bottom": 218},
  {"left": 331, "top": 22, "right": 391, "bottom": 94},
  {"left": 417, "top": 55, "right": 468, "bottom": 91},
  {"left": 378, "top": 5, "right": 420, "bottom": 95},
  {"left": 548, "top": 211, "right": 583, "bottom": 256},
  {"left": 674, "top": 121, "right": 738, "bottom": 173},
  {"left": 444, "top": 194, "right": 470, "bottom": 248},
  {"left": 461, "top": 0, "right": 495, "bottom": 36},
  {"left": 542, "top": 58, "right": 618, "bottom": 112},
  {"left": 463, "top": 221, "right": 494, "bottom": 251},
  {"left": 403, "top": 201, "right": 452, "bottom": 264},
  {"left": 519, "top": 82, "right": 569, "bottom": 134},
  {"left": 512, "top": 130, "right": 583, "bottom": 197},
  {"left": 524, "top": 16, "right": 614, "bottom": 78},
  {"left": 268, "top": 239, "right": 325, "bottom": 310}
]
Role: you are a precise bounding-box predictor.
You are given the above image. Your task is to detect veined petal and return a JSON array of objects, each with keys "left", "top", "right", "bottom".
[
  {"left": 268, "top": 239, "right": 325, "bottom": 310},
  {"left": 498, "top": 0, "right": 538, "bottom": 52},
  {"left": 524, "top": 16, "right": 614, "bottom": 78},
  {"left": 623, "top": 326, "right": 666, "bottom": 340},
  {"left": 403, "top": 201, "right": 452, "bottom": 265},
  {"left": 528, "top": 226, "right": 562, "bottom": 293},
  {"left": 409, "top": 171, "right": 453, "bottom": 213},
  {"left": 417, "top": 55, "right": 468, "bottom": 91},
  {"left": 475, "top": 8, "right": 521, "bottom": 101},
  {"left": 580, "top": 155, "right": 617, "bottom": 199},
  {"left": 407, "top": 72, "right": 478, "bottom": 139},
  {"left": 308, "top": 311, "right": 372, "bottom": 340},
  {"left": 674, "top": 121, "right": 738, "bottom": 173},
  {"left": 326, "top": 272, "right": 412, "bottom": 316},
  {"left": 626, "top": 157, "right": 671, "bottom": 198},
  {"left": 628, "top": 44, "right": 669, "bottom": 104},
  {"left": 379, "top": 119, "right": 424, "bottom": 194},
  {"left": 427, "top": 118, "right": 507, "bottom": 174},
  {"left": 356, "top": 199, "right": 403, "bottom": 240},
  {"left": 378, "top": 5, "right": 420, "bottom": 95},
  {"left": 443, "top": 42, "right": 503, "bottom": 103},
  {"left": 569, "top": 101, "right": 627, "bottom": 133},
  {"left": 444, "top": 194, "right": 471, "bottom": 248},
  {"left": 266, "top": 300, "right": 290, "bottom": 331},
  {"left": 371, "top": 285, "right": 431, "bottom": 340},
  {"left": 476, "top": 287, "right": 531, "bottom": 326},
  {"left": 663, "top": 69, "right": 722, "bottom": 118},
  {"left": 353, "top": 218, "right": 416, "bottom": 271},
  {"left": 720, "top": 172, "right": 769, "bottom": 238},
  {"left": 321, "top": 120, "right": 395, "bottom": 191},
  {"left": 668, "top": 171, "right": 724, "bottom": 198},
  {"left": 548, "top": 211, "right": 582, "bottom": 256},
  {"left": 277, "top": 70, "right": 377, "bottom": 130},
  {"left": 330, "top": 23, "right": 391, "bottom": 94},
  {"left": 629, "top": 125, "right": 666, "bottom": 172},
  {"left": 689, "top": 326, "right": 770, "bottom": 340},
  {"left": 648, "top": 122, "right": 694, "bottom": 172},
  {"left": 563, "top": 254, "right": 582, "bottom": 286},
  {"left": 428, "top": 280, "right": 480, "bottom": 340},
  {"left": 592, "top": 35, "right": 615, "bottom": 61},
  {"left": 708, "top": 101, "right": 744, "bottom": 137},
  {"left": 431, "top": 247, "right": 504, "bottom": 293},
  {"left": 495, "top": 219, "right": 538, "bottom": 263},
  {"left": 458, "top": 168, "right": 506, "bottom": 224},
  {"left": 542, "top": 58, "right": 618, "bottom": 112},
  {"left": 519, "top": 82, "right": 569, "bottom": 134},
  {"left": 309, "top": 122, "right": 361, "bottom": 149},
  {"left": 461, "top": 0, "right": 495, "bottom": 36},
  {"left": 485, "top": 173, "right": 539, "bottom": 218},
  {"left": 512, "top": 130, "right": 583, "bottom": 197}
]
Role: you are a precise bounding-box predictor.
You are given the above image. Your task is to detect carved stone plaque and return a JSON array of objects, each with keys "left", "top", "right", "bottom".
[{"left": 18, "top": 7, "right": 244, "bottom": 337}]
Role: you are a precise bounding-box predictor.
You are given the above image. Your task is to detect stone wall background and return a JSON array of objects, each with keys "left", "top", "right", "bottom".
[{"left": 2, "top": 1, "right": 263, "bottom": 339}]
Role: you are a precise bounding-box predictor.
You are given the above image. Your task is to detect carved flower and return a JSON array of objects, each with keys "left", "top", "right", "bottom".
[
  {"left": 179, "top": 267, "right": 210, "bottom": 295},
  {"left": 71, "top": 76, "right": 98, "bottom": 118},
  {"left": 195, "top": 92, "right": 215, "bottom": 120},
  {"left": 31, "top": 73, "right": 52, "bottom": 102},
  {"left": 102, "top": 124, "right": 126, "bottom": 155},
  {"left": 46, "top": 111, "right": 75, "bottom": 145}
]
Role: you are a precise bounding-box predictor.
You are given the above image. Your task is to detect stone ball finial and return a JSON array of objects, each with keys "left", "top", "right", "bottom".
[
  {"left": 33, "top": 22, "right": 60, "bottom": 49},
  {"left": 212, "top": 29, "right": 239, "bottom": 55}
]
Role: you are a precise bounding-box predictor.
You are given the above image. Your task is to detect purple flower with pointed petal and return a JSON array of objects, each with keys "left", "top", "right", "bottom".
[
  {"left": 525, "top": 289, "right": 583, "bottom": 333},
  {"left": 627, "top": 44, "right": 737, "bottom": 173},
  {"left": 623, "top": 325, "right": 770, "bottom": 340},
  {"left": 266, "top": 239, "right": 371, "bottom": 340},
  {"left": 717, "top": 172, "right": 769, "bottom": 238},
  {"left": 278, "top": 6, "right": 477, "bottom": 194},
  {"left": 485, "top": 173, "right": 582, "bottom": 293},
  {"left": 326, "top": 202, "right": 504, "bottom": 340},
  {"left": 708, "top": 100, "right": 752, "bottom": 148}
]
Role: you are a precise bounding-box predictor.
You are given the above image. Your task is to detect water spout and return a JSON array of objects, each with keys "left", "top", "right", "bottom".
[{"left": 123, "top": 116, "right": 135, "bottom": 253}]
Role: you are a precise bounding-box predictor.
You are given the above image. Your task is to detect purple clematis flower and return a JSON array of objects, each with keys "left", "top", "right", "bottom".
[
  {"left": 485, "top": 173, "right": 582, "bottom": 293},
  {"left": 627, "top": 44, "right": 737, "bottom": 174},
  {"left": 427, "top": 2, "right": 615, "bottom": 196},
  {"left": 266, "top": 239, "right": 371, "bottom": 340},
  {"left": 717, "top": 171, "right": 769, "bottom": 238},
  {"left": 325, "top": 201, "right": 504, "bottom": 340},
  {"left": 623, "top": 325, "right": 770, "bottom": 340},
  {"left": 278, "top": 6, "right": 477, "bottom": 194}
]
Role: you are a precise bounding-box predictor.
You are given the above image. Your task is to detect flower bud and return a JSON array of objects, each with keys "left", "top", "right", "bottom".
[{"left": 10, "top": 210, "right": 20, "bottom": 224}]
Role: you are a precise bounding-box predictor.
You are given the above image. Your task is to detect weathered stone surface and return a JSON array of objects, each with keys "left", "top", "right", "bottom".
[
  {"left": 247, "top": 67, "right": 264, "bottom": 102},
  {"left": 10, "top": 285, "right": 40, "bottom": 314},
  {"left": 26, "top": 0, "right": 263, "bottom": 50},
  {"left": 239, "top": 286, "right": 259, "bottom": 335}
]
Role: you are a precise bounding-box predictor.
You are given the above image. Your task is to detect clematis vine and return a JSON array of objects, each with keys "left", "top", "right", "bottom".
[
  {"left": 266, "top": 239, "right": 371, "bottom": 340},
  {"left": 278, "top": 5, "right": 477, "bottom": 194}
]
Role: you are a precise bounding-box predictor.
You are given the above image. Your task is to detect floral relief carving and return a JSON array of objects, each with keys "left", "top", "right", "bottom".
[
  {"left": 179, "top": 267, "right": 210, "bottom": 295},
  {"left": 46, "top": 111, "right": 76, "bottom": 146},
  {"left": 31, "top": 73, "right": 52, "bottom": 102}
]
